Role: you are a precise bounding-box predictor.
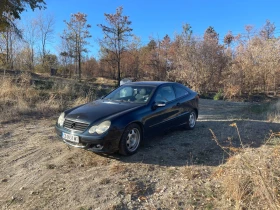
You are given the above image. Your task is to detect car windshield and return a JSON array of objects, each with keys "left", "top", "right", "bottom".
[{"left": 104, "top": 85, "right": 155, "bottom": 103}]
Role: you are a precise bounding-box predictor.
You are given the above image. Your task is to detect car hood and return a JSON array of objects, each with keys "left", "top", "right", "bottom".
[{"left": 65, "top": 100, "right": 142, "bottom": 124}]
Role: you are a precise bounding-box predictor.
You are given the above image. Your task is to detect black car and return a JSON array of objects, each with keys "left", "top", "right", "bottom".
[{"left": 55, "top": 81, "right": 199, "bottom": 155}]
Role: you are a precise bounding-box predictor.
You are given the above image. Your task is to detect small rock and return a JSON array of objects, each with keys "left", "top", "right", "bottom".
[
  {"left": 30, "top": 191, "right": 39, "bottom": 195},
  {"left": 1, "top": 178, "right": 8, "bottom": 182},
  {"left": 127, "top": 202, "right": 133, "bottom": 209},
  {"left": 20, "top": 187, "right": 25, "bottom": 190},
  {"left": 138, "top": 196, "right": 147, "bottom": 202},
  {"left": 125, "top": 194, "right": 132, "bottom": 202},
  {"left": 160, "top": 186, "right": 167, "bottom": 194},
  {"left": 3, "top": 132, "right": 11, "bottom": 138}
]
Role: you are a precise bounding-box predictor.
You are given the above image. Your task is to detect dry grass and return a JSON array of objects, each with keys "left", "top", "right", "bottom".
[
  {"left": 71, "top": 96, "right": 90, "bottom": 107},
  {"left": 0, "top": 74, "right": 103, "bottom": 124},
  {"left": 0, "top": 74, "right": 61, "bottom": 123},
  {"left": 110, "top": 164, "right": 127, "bottom": 175},
  {"left": 211, "top": 124, "right": 280, "bottom": 209},
  {"left": 94, "top": 77, "right": 117, "bottom": 86}
]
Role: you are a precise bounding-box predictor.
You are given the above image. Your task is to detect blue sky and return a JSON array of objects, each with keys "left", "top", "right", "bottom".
[{"left": 22, "top": 0, "right": 280, "bottom": 58}]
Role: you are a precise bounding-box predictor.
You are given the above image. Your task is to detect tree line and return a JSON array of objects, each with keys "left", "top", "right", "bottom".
[{"left": 1, "top": 1, "right": 280, "bottom": 96}]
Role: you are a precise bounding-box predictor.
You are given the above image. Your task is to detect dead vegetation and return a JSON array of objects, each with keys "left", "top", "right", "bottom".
[
  {"left": 0, "top": 73, "right": 113, "bottom": 124},
  {"left": 218, "top": 145, "right": 280, "bottom": 210},
  {"left": 211, "top": 124, "right": 280, "bottom": 209}
]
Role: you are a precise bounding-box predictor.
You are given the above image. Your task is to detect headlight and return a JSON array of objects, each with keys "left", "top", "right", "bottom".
[
  {"left": 57, "top": 112, "right": 65, "bottom": 126},
  {"left": 89, "top": 121, "right": 111, "bottom": 134}
]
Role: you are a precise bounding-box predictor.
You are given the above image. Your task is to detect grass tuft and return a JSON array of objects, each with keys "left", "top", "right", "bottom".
[{"left": 210, "top": 124, "right": 280, "bottom": 209}]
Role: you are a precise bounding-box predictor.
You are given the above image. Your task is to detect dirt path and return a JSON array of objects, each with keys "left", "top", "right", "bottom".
[{"left": 0, "top": 99, "right": 279, "bottom": 209}]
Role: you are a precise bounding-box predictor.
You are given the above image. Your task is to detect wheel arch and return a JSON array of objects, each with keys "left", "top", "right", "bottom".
[
  {"left": 118, "top": 121, "right": 144, "bottom": 145},
  {"left": 118, "top": 121, "right": 144, "bottom": 155},
  {"left": 193, "top": 108, "right": 198, "bottom": 119},
  {"left": 126, "top": 121, "right": 144, "bottom": 139}
]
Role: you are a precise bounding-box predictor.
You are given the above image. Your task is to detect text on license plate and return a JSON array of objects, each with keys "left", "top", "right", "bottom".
[{"left": 62, "top": 133, "right": 79, "bottom": 143}]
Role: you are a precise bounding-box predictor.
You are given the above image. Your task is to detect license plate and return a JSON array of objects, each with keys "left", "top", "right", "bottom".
[{"left": 62, "top": 133, "right": 79, "bottom": 143}]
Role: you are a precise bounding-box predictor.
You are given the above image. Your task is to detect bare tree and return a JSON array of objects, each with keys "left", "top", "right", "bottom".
[
  {"left": 224, "top": 31, "right": 234, "bottom": 48},
  {"left": 98, "top": 6, "right": 133, "bottom": 86},
  {"left": 0, "top": 19, "right": 21, "bottom": 70},
  {"left": 62, "top": 12, "right": 91, "bottom": 80},
  {"left": 147, "top": 37, "right": 163, "bottom": 80},
  {"left": 22, "top": 17, "right": 39, "bottom": 71},
  {"left": 127, "top": 36, "right": 141, "bottom": 79},
  {"left": 260, "top": 20, "right": 276, "bottom": 40},
  {"left": 37, "top": 13, "right": 55, "bottom": 67}
]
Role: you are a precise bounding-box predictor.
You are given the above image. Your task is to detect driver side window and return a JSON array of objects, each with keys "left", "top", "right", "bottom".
[
  {"left": 155, "top": 85, "right": 176, "bottom": 102},
  {"left": 119, "top": 87, "right": 133, "bottom": 98}
]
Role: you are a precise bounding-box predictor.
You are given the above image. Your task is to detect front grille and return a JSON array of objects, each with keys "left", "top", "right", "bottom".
[{"left": 63, "top": 119, "right": 89, "bottom": 132}]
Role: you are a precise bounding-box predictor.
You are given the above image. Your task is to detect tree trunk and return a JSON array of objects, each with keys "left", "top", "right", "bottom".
[
  {"left": 6, "top": 30, "right": 9, "bottom": 68},
  {"left": 117, "top": 60, "right": 121, "bottom": 86},
  {"left": 78, "top": 51, "right": 81, "bottom": 81},
  {"left": 9, "top": 32, "right": 13, "bottom": 70},
  {"left": 117, "top": 35, "right": 121, "bottom": 86},
  {"left": 274, "top": 76, "right": 276, "bottom": 96},
  {"left": 31, "top": 47, "right": 34, "bottom": 71},
  {"left": 75, "top": 34, "right": 78, "bottom": 78}
]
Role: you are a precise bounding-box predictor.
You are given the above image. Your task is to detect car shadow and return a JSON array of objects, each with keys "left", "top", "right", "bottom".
[{"left": 97, "top": 119, "right": 280, "bottom": 167}]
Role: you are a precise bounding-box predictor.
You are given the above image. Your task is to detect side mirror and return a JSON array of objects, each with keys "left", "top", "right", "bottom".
[
  {"left": 100, "top": 96, "right": 105, "bottom": 99},
  {"left": 152, "top": 101, "right": 166, "bottom": 110}
]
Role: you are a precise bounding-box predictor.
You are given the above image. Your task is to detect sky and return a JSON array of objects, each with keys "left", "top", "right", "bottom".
[{"left": 21, "top": 0, "right": 280, "bottom": 58}]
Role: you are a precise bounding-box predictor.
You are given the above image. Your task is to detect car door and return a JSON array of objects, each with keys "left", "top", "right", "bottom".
[
  {"left": 172, "top": 84, "right": 192, "bottom": 125},
  {"left": 143, "top": 85, "right": 178, "bottom": 135}
]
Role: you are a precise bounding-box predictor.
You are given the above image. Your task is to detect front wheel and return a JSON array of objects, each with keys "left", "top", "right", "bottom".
[
  {"left": 186, "top": 110, "right": 196, "bottom": 130},
  {"left": 119, "top": 123, "right": 142, "bottom": 156}
]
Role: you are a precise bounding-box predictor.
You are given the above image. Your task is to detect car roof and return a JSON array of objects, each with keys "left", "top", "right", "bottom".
[{"left": 123, "top": 81, "right": 176, "bottom": 86}]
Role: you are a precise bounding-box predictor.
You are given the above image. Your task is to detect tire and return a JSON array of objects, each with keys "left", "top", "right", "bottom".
[
  {"left": 186, "top": 110, "right": 196, "bottom": 130},
  {"left": 119, "top": 123, "right": 142, "bottom": 156}
]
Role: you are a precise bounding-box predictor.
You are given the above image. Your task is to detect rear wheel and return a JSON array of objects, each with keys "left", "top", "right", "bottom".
[
  {"left": 186, "top": 110, "right": 196, "bottom": 130},
  {"left": 119, "top": 123, "right": 142, "bottom": 155}
]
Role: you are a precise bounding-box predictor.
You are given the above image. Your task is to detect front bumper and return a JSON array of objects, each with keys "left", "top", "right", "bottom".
[{"left": 55, "top": 125, "right": 122, "bottom": 153}]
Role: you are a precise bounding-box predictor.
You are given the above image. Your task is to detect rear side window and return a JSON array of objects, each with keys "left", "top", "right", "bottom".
[
  {"left": 174, "top": 85, "right": 189, "bottom": 98},
  {"left": 155, "top": 85, "right": 176, "bottom": 102}
]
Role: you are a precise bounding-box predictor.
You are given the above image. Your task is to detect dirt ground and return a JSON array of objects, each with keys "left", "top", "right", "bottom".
[{"left": 0, "top": 99, "right": 279, "bottom": 210}]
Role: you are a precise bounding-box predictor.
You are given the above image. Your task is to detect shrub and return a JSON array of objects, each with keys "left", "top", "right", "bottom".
[{"left": 213, "top": 89, "right": 223, "bottom": 100}]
